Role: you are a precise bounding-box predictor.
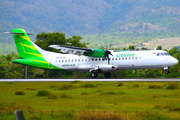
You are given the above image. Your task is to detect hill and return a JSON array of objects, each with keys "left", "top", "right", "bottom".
[{"left": 1, "top": 0, "right": 180, "bottom": 53}]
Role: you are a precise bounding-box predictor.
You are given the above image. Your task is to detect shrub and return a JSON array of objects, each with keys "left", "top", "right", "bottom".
[
  {"left": 101, "top": 91, "right": 125, "bottom": 95},
  {"left": 71, "top": 80, "right": 81, "bottom": 84},
  {"left": 81, "top": 83, "right": 97, "bottom": 88},
  {"left": 148, "top": 84, "right": 162, "bottom": 89},
  {"left": 135, "top": 111, "right": 169, "bottom": 120},
  {"left": 48, "top": 94, "right": 58, "bottom": 99},
  {"left": 133, "top": 84, "right": 139, "bottom": 88},
  {"left": 81, "top": 92, "right": 89, "bottom": 95},
  {"left": 49, "top": 85, "right": 58, "bottom": 89},
  {"left": 15, "top": 91, "right": 25, "bottom": 95},
  {"left": 36, "top": 90, "right": 49, "bottom": 96},
  {"left": 77, "top": 111, "right": 125, "bottom": 120},
  {"left": 104, "top": 91, "right": 116, "bottom": 94},
  {"left": 60, "top": 93, "right": 72, "bottom": 99},
  {"left": 26, "top": 88, "right": 35, "bottom": 91},
  {"left": 166, "top": 82, "right": 179, "bottom": 90},
  {"left": 169, "top": 107, "right": 180, "bottom": 111},
  {"left": 117, "top": 82, "right": 123, "bottom": 87},
  {"left": 58, "top": 84, "right": 76, "bottom": 90}
]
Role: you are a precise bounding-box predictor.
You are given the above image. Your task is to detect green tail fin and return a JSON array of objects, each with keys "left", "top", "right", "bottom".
[{"left": 12, "top": 29, "right": 43, "bottom": 59}]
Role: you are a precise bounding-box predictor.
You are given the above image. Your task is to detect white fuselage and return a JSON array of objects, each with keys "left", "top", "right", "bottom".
[{"left": 43, "top": 50, "right": 178, "bottom": 73}]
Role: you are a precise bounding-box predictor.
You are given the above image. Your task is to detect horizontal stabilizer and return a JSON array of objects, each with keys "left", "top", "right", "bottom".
[{"left": 4, "top": 32, "right": 33, "bottom": 35}]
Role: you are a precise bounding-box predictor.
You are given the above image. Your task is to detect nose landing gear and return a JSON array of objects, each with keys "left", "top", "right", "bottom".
[{"left": 164, "top": 67, "right": 169, "bottom": 74}]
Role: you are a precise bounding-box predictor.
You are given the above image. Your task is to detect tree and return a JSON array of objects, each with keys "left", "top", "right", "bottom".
[
  {"left": 35, "top": 32, "right": 89, "bottom": 78},
  {"left": 156, "top": 46, "right": 162, "bottom": 50},
  {"left": 35, "top": 32, "right": 89, "bottom": 52},
  {"left": 128, "top": 45, "right": 135, "bottom": 50}
]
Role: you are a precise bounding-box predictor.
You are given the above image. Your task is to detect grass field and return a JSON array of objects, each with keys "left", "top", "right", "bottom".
[{"left": 0, "top": 81, "right": 180, "bottom": 120}]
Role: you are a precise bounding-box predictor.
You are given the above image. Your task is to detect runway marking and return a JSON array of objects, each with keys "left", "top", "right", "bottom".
[{"left": 0, "top": 79, "right": 180, "bottom": 82}]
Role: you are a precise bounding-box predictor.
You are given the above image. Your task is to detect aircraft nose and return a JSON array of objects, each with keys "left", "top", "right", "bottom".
[{"left": 172, "top": 57, "right": 178, "bottom": 65}]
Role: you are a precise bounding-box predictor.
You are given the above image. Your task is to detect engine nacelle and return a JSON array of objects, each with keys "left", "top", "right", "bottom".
[{"left": 84, "top": 49, "right": 105, "bottom": 57}]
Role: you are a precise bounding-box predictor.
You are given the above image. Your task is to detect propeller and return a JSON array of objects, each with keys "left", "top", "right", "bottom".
[{"left": 104, "top": 41, "right": 113, "bottom": 64}]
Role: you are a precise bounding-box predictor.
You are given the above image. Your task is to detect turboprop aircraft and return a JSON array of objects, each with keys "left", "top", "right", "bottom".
[{"left": 6, "top": 29, "right": 178, "bottom": 78}]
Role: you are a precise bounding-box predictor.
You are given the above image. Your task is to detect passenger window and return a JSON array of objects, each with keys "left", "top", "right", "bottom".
[
  {"left": 62, "top": 60, "right": 64, "bottom": 62},
  {"left": 157, "top": 53, "right": 159, "bottom": 56},
  {"left": 75, "top": 59, "right": 77, "bottom": 62},
  {"left": 125, "top": 57, "right": 127, "bottom": 60},
  {"left": 85, "top": 59, "right": 87, "bottom": 61},
  {"left": 116, "top": 58, "right": 117, "bottom": 60},
  {"left": 122, "top": 57, "right": 124, "bottom": 60},
  {"left": 78, "top": 59, "right": 80, "bottom": 62},
  {"left": 95, "top": 58, "right": 97, "bottom": 61},
  {"left": 112, "top": 58, "right": 114, "bottom": 60},
  {"left": 82, "top": 59, "right": 83, "bottom": 62},
  {"left": 59, "top": 60, "right": 61, "bottom": 62},
  {"left": 119, "top": 57, "right": 121, "bottom": 60},
  {"left": 99, "top": 58, "right": 101, "bottom": 61},
  {"left": 132, "top": 57, "right": 134, "bottom": 60},
  {"left": 68, "top": 59, "right": 70, "bottom": 62},
  {"left": 135, "top": 57, "right": 137, "bottom": 59},
  {"left": 65, "top": 60, "right": 67, "bottom": 62},
  {"left": 72, "top": 59, "right": 73, "bottom": 62},
  {"left": 129, "top": 57, "right": 131, "bottom": 60},
  {"left": 92, "top": 58, "right": 94, "bottom": 61}
]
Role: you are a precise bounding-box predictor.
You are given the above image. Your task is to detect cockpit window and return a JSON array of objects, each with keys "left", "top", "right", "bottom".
[
  {"left": 164, "top": 53, "right": 170, "bottom": 56},
  {"left": 157, "top": 52, "right": 170, "bottom": 56}
]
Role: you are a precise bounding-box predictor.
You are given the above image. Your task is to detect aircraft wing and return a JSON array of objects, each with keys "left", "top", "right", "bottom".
[{"left": 49, "top": 45, "right": 93, "bottom": 55}]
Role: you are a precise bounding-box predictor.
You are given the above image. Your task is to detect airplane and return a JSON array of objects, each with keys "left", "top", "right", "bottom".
[{"left": 5, "top": 28, "right": 178, "bottom": 78}]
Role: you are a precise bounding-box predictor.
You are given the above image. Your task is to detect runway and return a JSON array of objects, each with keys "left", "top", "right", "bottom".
[{"left": 0, "top": 78, "right": 180, "bottom": 82}]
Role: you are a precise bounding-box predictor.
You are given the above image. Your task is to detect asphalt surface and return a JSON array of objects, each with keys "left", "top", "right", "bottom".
[{"left": 0, "top": 78, "right": 180, "bottom": 82}]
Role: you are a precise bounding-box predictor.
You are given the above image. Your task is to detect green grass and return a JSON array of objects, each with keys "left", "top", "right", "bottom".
[{"left": 0, "top": 81, "right": 180, "bottom": 120}]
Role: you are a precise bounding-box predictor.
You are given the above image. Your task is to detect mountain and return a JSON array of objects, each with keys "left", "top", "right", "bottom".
[{"left": 1, "top": 0, "right": 180, "bottom": 53}]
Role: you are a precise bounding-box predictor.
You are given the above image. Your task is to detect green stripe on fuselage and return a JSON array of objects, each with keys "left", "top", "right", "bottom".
[{"left": 13, "top": 57, "right": 66, "bottom": 71}]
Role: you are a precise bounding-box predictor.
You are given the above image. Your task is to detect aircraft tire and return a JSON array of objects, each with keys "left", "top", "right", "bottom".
[
  {"left": 91, "top": 71, "right": 98, "bottom": 78},
  {"left": 165, "top": 70, "right": 169, "bottom": 74},
  {"left": 104, "top": 73, "right": 111, "bottom": 78}
]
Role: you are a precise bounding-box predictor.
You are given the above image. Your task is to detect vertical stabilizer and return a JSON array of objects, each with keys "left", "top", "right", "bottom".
[{"left": 11, "top": 29, "right": 44, "bottom": 59}]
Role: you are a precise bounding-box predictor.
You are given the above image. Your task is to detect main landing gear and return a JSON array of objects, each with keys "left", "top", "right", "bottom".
[
  {"left": 90, "top": 71, "right": 111, "bottom": 78},
  {"left": 91, "top": 70, "right": 98, "bottom": 78}
]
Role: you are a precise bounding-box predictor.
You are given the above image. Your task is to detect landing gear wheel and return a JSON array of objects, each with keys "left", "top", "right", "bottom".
[
  {"left": 164, "top": 67, "right": 170, "bottom": 74},
  {"left": 91, "top": 71, "right": 98, "bottom": 78},
  {"left": 104, "top": 73, "right": 111, "bottom": 78},
  {"left": 165, "top": 70, "right": 169, "bottom": 74}
]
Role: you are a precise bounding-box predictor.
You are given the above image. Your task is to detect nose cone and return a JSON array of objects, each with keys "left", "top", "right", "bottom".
[{"left": 172, "top": 57, "right": 178, "bottom": 65}]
